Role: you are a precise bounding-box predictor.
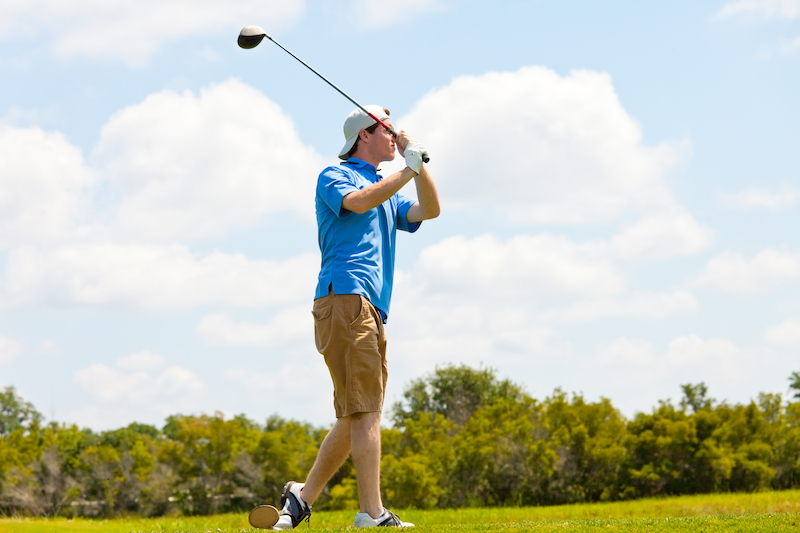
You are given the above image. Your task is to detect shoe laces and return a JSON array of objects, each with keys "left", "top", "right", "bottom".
[{"left": 379, "top": 509, "right": 404, "bottom": 526}]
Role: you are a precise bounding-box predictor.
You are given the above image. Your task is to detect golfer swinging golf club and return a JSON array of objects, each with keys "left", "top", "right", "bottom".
[{"left": 272, "top": 106, "right": 439, "bottom": 530}]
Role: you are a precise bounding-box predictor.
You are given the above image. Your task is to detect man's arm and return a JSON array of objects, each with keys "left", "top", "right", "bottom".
[
  {"left": 341, "top": 167, "right": 418, "bottom": 215},
  {"left": 342, "top": 129, "right": 440, "bottom": 220},
  {"left": 406, "top": 164, "right": 440, "bottom": 223},
  {"left": 342, "top": 165, "right": 440, "bottom": 221}
]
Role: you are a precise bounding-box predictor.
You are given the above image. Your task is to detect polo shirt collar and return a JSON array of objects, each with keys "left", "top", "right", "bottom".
[
  {"left": 342, "top": 157, "right": 375, "bottom": 170},
  {"left": 342, "top": 158, "right": 381, "bottom": 180}
]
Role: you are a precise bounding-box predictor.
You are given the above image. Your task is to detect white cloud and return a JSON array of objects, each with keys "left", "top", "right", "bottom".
[
  {"left": 716, "top": 0, "right": 800, "bottom": 20},
  {"left": 597, "top": 337, "right": 657, "bottom": 367},
  {"left": 71, "top": 353, "right": 205, "bottom": 429},
  {"left": 398, "top": 66, "right": 688, "bottom": 224},
  {"left": 694, "top": 248, "right": 800, "bottom": 295},
  {"left": 381, "top": 230, "right": 699, "bottom": 395},
  {"left": 0, "top": 81, "right": 322, "bottom": 248},
  {"left": 0, "top": 0, "right": 305, "bottom": 65},
  {"left": 74, "top": 354, "right": 203, "bottom": 403},
  {"left": 402, "top": 233, "right": 699, "bottom": 323},
  {"left": 666, "top": 335, "right": 738, "bottom": 364},
  {"left": 665, "top": 335, "right": 746, "bottom": 379},
  {"left": 548, "top": 289, "right": 699, "bottom": 323},
  {"left": 2, "top": 244, "right": 317, "bottom": 310},
  {"left": 0, "top": 80, "right": 327, "bottom": 311},
  {"left": 0, "top": 126, "right": 95, "bottom": 247},
  {"left": 0, "top": 334, "right": 23, "bottom": 365},
  {"left": 589, "top": 334, "right": 773, "bottom": 416},
  {"left": 93, "top": 79, "right": 322, "bottom": 241},
  {"left": 719, "top": 185, "right": 800, "bottom": 211},
  {"left": 781, "top": 33, "right": 800, "bottom": 53},
  {"left": 766, "top": 317, "right": 800, "bottom": 346},
  {"left": 117, "top": 350, "right": 165, "bottom": 371},
  {"left": 611, "top": 209, "right": 714, "bottom": 261},
  {"left": 384, "top": 233, "right": 698, "bottom": 382},
  {"left": 388, "top": 297, "right": 573, "bottom": 378},
  {"left": 220, "top": 358, "right": 335, "bottom": 424},
  {"left": 412, "top": 233, "right": 624, "bottom": 301},
  {"left": 196, "top": 306, "right": 309, "bottom": 347},
  {"left": 714, "top": 0, "right": 800, "bottom": 56}
]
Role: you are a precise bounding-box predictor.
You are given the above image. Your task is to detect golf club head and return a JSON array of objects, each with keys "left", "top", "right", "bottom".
[{"left": 238, "top": 26, "right": 267, "bottom": 49}]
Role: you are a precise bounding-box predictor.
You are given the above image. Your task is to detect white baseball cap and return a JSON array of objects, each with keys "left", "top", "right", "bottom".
[{"left": 338, "top": 105, "right": 390, "bottom": 160}]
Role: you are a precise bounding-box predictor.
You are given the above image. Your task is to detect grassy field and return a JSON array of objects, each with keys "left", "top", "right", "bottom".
[{"left": 1, "top": 490, "right": 799, "bottom": 532}]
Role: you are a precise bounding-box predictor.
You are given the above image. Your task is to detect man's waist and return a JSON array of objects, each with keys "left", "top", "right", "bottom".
[{"left": 315, "top": 281, "right": 389, "bottom": 322}]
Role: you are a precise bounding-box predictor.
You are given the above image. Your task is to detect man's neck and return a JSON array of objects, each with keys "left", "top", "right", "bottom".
[{"left": 350, "top": 150, "right": 380, "bottom": 168}]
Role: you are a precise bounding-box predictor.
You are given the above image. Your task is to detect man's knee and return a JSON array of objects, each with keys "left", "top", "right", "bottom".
[{"left": 349, "top": 411, "right": 382, "bottom": 439}]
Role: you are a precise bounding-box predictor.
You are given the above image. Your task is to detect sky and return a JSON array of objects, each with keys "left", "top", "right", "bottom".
[{"left": 1, "top": 0, "right": 799, "bottom": 431}]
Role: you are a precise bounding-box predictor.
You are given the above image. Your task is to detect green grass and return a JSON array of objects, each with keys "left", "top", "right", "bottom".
[{"left": 2, "top": 490, "right": 800, "bottom": 532}]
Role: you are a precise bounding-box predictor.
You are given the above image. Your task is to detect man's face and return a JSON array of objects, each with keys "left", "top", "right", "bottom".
[{"left": 365, "top": 119, "right": 396, "bottom": 163}]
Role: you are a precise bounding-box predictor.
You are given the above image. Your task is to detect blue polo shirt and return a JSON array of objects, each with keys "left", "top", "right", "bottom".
[{"left": 315, "top": 158, "right": 420, "bottom": 320}]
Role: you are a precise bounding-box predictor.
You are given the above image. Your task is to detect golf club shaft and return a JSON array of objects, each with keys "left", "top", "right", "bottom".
[{"left": 265, "top": 35, "right": 430, "bottom": 163}]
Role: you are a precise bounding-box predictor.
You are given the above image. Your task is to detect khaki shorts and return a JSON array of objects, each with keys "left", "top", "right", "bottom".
[{"left": 312, "top": 293, "right": 388, "bottom": 418}]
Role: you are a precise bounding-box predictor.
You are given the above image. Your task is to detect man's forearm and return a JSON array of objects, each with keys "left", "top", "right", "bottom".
[
  {"left": 412, "top": 165, "right": 440, "bottom": 221},
  {"left": 404, "top": 165, "right": 440, "bottom": 223},
  {"left": 342, "top": 167, "right": 418, "bottom": 214}
]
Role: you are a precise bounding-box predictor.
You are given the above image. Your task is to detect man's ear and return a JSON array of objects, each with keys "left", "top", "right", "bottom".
[{"left": 358, "top": 129, "right": 371, "bottom": 143}]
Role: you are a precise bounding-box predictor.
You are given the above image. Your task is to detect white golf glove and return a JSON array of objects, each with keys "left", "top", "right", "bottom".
[{"left": 404, "top": 141, "right": 428, "bottom": 174}]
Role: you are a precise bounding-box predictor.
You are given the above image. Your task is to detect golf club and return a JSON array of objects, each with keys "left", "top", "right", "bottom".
[{"left": 238, "top": 26, "right": 429, "bottom": 163}]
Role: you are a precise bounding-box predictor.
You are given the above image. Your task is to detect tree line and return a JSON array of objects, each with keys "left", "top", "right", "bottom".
[{"left": 2, "top": 366, "right": 800, "bottom": 517}]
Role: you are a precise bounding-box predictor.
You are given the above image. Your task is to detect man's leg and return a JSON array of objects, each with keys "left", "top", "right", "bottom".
[
  {"left": 350, "top": 408, "right": 413, "bottom": 528},
  {"left": 350, "top": 411, "right": 383, "bottom": 518},
  {"left": 272, "top": 417, "right": 351, "bottom": 531},
  {"left": 300, "top": 416, "right": 351, "bottom": 505}
]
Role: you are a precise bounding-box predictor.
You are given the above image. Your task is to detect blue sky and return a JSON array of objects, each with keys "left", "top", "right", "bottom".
[{"left": 1, "top": 0, "right": 799, "bottom": 430}]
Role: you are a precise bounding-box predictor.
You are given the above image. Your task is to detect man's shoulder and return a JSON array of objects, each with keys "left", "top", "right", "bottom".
[
  {"left": 319, "top": 162, "right": 372, "bottom": 190},
  {"left": 320, "top": 163, "right": 343, "bottom": 175},
  {"left": 319, "top": 162, "right": 357, "bottom": 180}
]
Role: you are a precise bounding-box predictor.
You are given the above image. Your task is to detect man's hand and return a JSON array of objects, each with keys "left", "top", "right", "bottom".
[
  {"left": 395, "top": 130, "right": 411, "bottom": 156},
  {"left": 404, "top": 141, "right": 427, "bottom": 174},
  {"left": 396, "top": 131, "right": 429, "bottom": 173}
]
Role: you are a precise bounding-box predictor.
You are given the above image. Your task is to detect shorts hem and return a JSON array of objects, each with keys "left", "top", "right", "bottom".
[{"left": 336, "top": 404, "right": 383, "bottom": 418}]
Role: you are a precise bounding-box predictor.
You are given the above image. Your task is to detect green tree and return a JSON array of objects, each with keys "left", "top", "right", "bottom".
[
  {"left": 75, "top": 444, "right": 123, "bottom": 517},
  {"left": 391, "top": 364, "right": 525, "bottom": 427},
  {"left": 252, "top": 417, "right": 323, "bottom": 507},
  {"left": 774, "top": 401, "right": 800, "bottom": 488},
  {"left": 1, "top": 423, "right": 88, "bottom": 516},
  {"left": 160, "top": 413, "right": 261, "bottom": 514},
  {"left": 789, "top": 371, "right": 800, "bottom": 401},
  {"left": 71, "top": 423, "right": 164, "bottom": 517},
  {"left": 380, "top": 412, "right": 456, "bottom": 509},
  {"left": 680, "top": 382, "right": 714, "bottom": 413},
  {"left": 710, "top": 402, "right": 776, "bottom": 492},
  {"left": 543, "top": 391, "right": 628, "bottom": 503},
  {"left": 449, "top": 396, "right": 555, "bottom": 507},
  {"left": 625, "top": 400, "right": 700, "bottom": 497},
  {"left": 0, "top": 387, "right": 42, "bottom": 437}
]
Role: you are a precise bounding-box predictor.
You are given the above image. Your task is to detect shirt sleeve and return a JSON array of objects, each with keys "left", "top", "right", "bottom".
[
  {"left": 396, "top": 193, "right": 422, "bottom": 233},
  {"left": 318, "top": 166, "right": 359, "bottom": 218}
]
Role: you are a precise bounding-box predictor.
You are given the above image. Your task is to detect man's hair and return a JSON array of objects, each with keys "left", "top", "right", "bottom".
[{"left": 346, "top": 108, "right": 390, "bottom": 159}]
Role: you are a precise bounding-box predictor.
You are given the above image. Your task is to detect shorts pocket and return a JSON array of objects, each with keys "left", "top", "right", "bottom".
[
  {"left": 348, "top": 296, "right": 366, "bottom": 327},
  {"left": 312, "top": 305, "right": 331, "bottom": 321},
  {"left": 312, "top": 304, "right": 333, "bottom": 354}
]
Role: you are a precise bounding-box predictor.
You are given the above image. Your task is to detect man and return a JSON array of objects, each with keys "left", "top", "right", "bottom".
[{"left": 273, "top": 105, "right": 439, "bottom": 530}]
